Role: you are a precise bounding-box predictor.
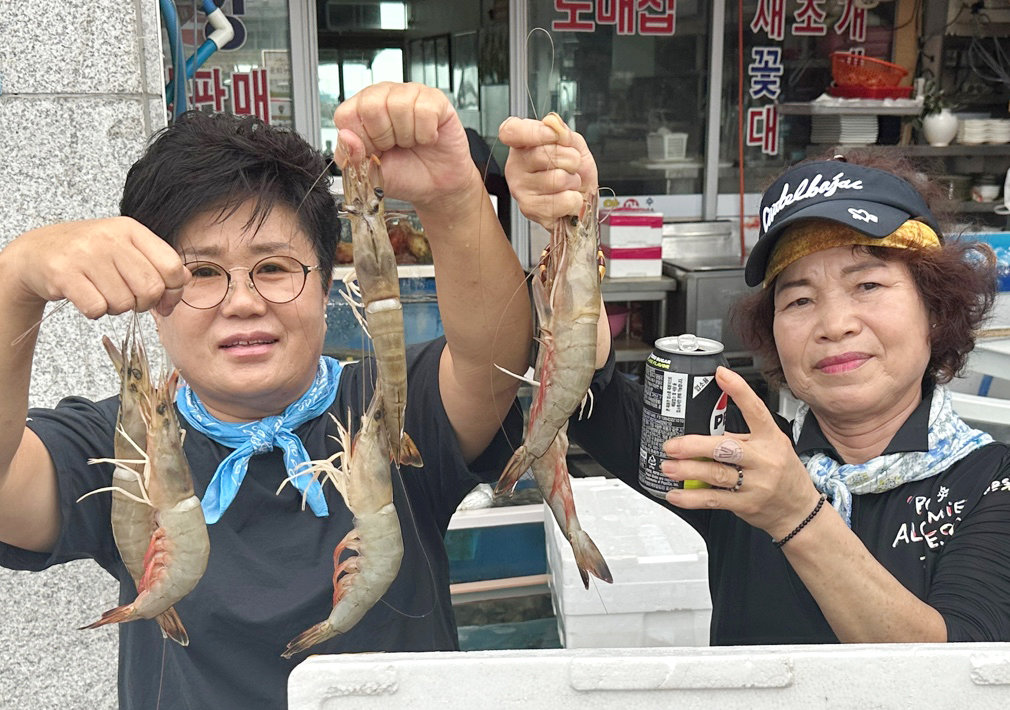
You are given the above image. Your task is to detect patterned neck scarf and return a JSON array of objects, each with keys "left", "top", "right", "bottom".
[
  {"left": 175, "top": 356, "right": 344, "bottom": 524},
  {"left": 794, "top": 385, "right": 993, "bottom": 527}
]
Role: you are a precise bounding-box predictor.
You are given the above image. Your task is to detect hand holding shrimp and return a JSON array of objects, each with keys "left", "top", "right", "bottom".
[
  {"left": 660, "top": 366, "right": 822, "bottom": 540},
  {"left": 499, "top": 114, "right": 598, "bottom": 228},
  {"left": 333, "top": 82, "right": 480, "bottom": 211},
  {"left": 5, "top": 217, "right": 189, "bottom": 320}
]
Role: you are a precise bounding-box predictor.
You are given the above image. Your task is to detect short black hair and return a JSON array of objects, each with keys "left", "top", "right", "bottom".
[{"left": 120, "top": 111, "right": 337, "bottom": 284}]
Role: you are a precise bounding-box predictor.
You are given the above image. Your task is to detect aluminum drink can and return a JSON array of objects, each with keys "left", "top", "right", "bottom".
[{"left": 639, "top": 334, "right": 729, "bottom": 499}]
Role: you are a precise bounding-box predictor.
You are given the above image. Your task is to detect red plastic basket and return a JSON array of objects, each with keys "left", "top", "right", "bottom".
[
  {"left": 828, "top": 84, "right": 913, "bottom": 99},
  {"left": 831, "top": 52, "right": 908, "bottom": 89}
]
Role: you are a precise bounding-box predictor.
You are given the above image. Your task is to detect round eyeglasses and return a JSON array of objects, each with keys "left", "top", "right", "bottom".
[{"left": 181, "top": 255, "right": 321, "bottom": 310}]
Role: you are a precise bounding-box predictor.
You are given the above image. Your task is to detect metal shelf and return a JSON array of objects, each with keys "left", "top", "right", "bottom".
[
  {"left": 613, "top": 336, "right": 653, "bottom": 362},
  {"left": 603, "top": 276, "right": 676, "bottom": 363},
  {"left": 778, "top": 101, "right": 922, "bottom": 116}
]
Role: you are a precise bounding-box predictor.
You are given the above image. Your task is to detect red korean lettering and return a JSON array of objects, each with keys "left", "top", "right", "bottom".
[
  {"left": 792, "top": 0, "right": 827, "bottom": 37},
  {"left": 193, "top": 68, "right": 227, "bottom": 113},
  {"left": 750, "top": 0, "right": 785, "bottom": 41},
  {"left": 746, "top": 105, "right": 778, "bottom": 156},
  {"left": 638, "top": 0, "right": 675, "bottom": 36},
  {"left": 232, "top": 68, "right": 271, "bottom": 123},
  {"left": 554, "top": 0, "right": 595, "bottom": 32},
  {"left": 834, "top": 0, "right": 866, "bottom": 43},
  {"left": 597, "top": 0, "right": 636, "bottom": 34}
]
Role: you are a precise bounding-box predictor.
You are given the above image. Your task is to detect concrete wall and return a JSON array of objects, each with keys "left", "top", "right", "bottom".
[{"left": 0, "top": 2, "right": 165, "bottom": 706}]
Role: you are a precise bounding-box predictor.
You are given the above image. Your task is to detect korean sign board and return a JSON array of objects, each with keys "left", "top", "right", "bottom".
[{"left": 749, "top": 0, "right": 869, "bottom": 156}]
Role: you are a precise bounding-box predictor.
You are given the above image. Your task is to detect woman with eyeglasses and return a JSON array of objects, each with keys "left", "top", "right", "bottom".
[
  {"left": 501, "top": 117, "right": 1010, "bottom": 645},
  {"left": 0, "top": 83, "right": 531, "bottom": 709}
]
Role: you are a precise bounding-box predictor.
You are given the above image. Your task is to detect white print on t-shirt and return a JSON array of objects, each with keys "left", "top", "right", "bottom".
[
  {"left": 982, "top": 477, "right": 1010, "bottom": 495},
  {"left": 891, "top": 493, "right": 967, "bottom": 550}
]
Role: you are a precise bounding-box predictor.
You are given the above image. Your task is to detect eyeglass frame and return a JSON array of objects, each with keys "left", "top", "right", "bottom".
[{"left": 179, "top": 254, "right": 323, "bottom": 310}]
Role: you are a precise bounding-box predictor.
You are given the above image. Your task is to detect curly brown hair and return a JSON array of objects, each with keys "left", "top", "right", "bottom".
[
  {"left": 733, "top": 149, "right": 997, "bottom": 387},
  {"left": 732, "top": 242, "right": 997, "bottom": 386}
]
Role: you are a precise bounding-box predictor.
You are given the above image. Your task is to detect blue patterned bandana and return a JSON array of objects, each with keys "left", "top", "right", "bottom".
[
  {"left": 795, "top": 385, "right": 993, "bottom": 527},
  {"left": 175, "top": 356, "right": 344, "bottom": 524}
]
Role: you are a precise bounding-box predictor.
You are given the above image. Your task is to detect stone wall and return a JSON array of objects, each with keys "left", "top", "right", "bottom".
[{"left": 0, "top": 2, "right": 165, "bottom": 706}]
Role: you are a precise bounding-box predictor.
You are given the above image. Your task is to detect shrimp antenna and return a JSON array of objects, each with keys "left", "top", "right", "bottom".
[
  {"left": 525, "top": 27, "right": 556, "bottom": 121},
  {"left": 11, "top": 299, "right": 72, "bottom": 347}
]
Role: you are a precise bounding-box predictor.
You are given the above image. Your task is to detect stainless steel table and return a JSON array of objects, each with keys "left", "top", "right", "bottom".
[{"left": 601, "top": 275, "right": 678, "bottom": 362}]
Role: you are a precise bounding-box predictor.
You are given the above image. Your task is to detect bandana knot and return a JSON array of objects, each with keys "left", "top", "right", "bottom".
[{"left": 175, "top": 356, "right": 344, "bottom": 524}]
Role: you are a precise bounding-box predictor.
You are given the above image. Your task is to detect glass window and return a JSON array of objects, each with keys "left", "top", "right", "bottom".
[
  {"left": 725, "top": 1, "right": 900, "bottom": 194},
  {"left": 318, "top": 48, "right": 405, "bottom": 154},
  {"left": 167, "top": 0, "right": 294, "bottom": 128},
  {"left": 527, "top": 2, "right": 711, "bottom": 196}
]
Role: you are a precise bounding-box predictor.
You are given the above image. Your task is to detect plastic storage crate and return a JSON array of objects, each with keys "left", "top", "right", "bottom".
[{"left": 545, "top": 477, "right": 711, "bottom": 648}]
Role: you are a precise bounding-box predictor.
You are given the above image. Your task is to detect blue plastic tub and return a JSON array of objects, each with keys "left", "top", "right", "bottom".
[
  {"left": 964, "top": 232, "right": 1010, "bottom": 291},
  {"left": 324, "top": 276, "right": 443, "bottom": 358},
  {"left": 445, "top": 522, "right": 548, "bottom": 584}
]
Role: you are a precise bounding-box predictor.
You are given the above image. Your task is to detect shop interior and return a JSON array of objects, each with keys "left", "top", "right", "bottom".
[{"left": 162, "top": 0, "right": 1010, "bottom": 655}]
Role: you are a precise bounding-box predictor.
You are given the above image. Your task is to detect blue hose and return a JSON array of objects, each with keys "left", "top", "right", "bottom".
[
  {"left": 165, "top": 0, "right": 227, "bottom": 106},
  {"left": 160, "top": 0, "right": 188, "bottom": 119},
  {"left": 979, "top": 374, "right": 994, "bottom": 397}
]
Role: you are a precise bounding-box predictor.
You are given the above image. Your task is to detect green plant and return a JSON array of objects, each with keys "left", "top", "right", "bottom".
[{"left": 920, "top": 77, "right": 950, "bottom": 118}]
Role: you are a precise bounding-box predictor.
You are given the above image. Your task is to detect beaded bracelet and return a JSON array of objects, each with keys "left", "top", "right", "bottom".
[{"left": 772, "top": 493, "right": 827, "bottom": 548}]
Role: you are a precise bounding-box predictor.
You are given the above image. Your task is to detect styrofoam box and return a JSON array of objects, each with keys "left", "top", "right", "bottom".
[
  {"left": 545, "top": 477, "right": 712, "bottom": 648},
  {"left": 290, "top": 645, "right": 1010, "bottom": 708},
  {"left": 602, "top": 209, "right": 664, "bottom": 248},
  {"left": 647, "top": 131, "right": 687, "bottom": 161}
]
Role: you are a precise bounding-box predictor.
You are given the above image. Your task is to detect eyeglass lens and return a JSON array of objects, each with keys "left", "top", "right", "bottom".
[{"left": 181, "top": 255, "right": 310, "bottom": 309}]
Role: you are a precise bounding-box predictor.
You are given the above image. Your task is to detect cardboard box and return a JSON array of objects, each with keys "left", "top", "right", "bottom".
[
  {"left": 602, "top": 209, "right": 664, "bottom": 248},
  {"left": 603, "top": 245, "right": 663, "bottom": 278},
  {"left": 545, "top": 478, "right": 712, "bottom": 648}
]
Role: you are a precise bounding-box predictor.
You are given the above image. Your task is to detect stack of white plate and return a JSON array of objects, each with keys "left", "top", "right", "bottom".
[
  {"left": 811, "top": 115, "right": 878, "bottom": 144},
  {"left": 958, "top": 119, "right": 989, "bottom": 145},
  {"left": 988, "top": 119, "right": 1010, "bottom": 144},
  {"left": 956, "top": 118, "right": 1010, "bottom": 145}
]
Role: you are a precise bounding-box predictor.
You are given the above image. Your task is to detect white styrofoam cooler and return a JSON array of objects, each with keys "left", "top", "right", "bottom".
[
  {"left": 545, "top": 477, "right": 711, "bottom": 648},
  {"left": 290, "top": 645, "right": 1010, "bottom": 709}
]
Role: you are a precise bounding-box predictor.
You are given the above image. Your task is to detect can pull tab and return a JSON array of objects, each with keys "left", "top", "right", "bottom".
[{"left": 676, "top": 333, "right": 699, "bottom": 352}]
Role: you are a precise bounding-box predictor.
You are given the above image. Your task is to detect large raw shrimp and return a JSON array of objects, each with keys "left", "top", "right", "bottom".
[
  {"left": 340, "top": 149, "right": 422, "bottom": 468},
  {"left": 80, "top": 369, "right": 209, "bottom": 640},
  {"left": 279, "top": 385, "right": 403, "bottom": 658}
]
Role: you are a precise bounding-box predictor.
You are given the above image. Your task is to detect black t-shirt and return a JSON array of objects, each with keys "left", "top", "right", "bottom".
[
  {"left": 1, "top": 337, "right": 521, "bottom": 709},
  {"left": 568, "top": 347, "right": 1010, "bottom": 645}
]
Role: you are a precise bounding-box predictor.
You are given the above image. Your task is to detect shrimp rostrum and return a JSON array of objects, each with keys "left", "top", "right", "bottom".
[
  {"left": 79, "top": 368, "right": 209, "bottom": 642},
  {"left": 339, "top": 148, "right": 421, "bottom": 468},
  {"left": 280, "top": 384, "right": 403, "bottom": 658}
]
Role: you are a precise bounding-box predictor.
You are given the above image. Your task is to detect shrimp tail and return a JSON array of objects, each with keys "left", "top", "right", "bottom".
[
  {"left": 396, "top": 431, "right": 423, "bottom": 467},
  {"left": 495, "top": 446, "right": 532, "bottom": 496},
  {"left": 281, "top": 621, "right": 335, "bottom": 660},
  {"left": 570, "top": 529, "right": 613, "bottom": 589},
  {"left": 155, "top": 607, "right": 190, "bottom": 646},
  {"left": 80, "top": 603, "right": 138, "bottom": 630}
]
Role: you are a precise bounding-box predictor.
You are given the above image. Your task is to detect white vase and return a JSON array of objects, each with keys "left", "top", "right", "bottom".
[{"left": 922, "top": 109, "right": 958, "bottom": 147}]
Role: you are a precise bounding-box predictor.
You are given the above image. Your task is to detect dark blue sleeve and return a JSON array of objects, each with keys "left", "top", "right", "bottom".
[
  {"left": 0, "top": 397, "right": 119, "bottom": 574},
  {"left": 335, "top": 337, "right": 523, "bottom": 531}
]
